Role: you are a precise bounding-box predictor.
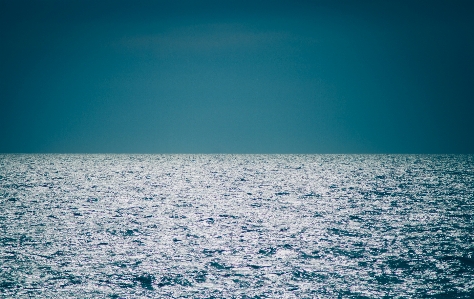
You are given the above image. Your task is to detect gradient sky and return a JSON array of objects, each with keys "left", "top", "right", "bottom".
[{"left": 1, "top": 0, "right": 473, "bottom": 153}]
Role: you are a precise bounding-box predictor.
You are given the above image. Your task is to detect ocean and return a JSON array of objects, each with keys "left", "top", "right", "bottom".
[{"left": 1, "top": 154, "right": 473, "bottom": 298}]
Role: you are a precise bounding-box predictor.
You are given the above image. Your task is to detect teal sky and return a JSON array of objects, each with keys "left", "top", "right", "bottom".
[{"left": 1, "top": 0, "right": 473, "bottom": 153}]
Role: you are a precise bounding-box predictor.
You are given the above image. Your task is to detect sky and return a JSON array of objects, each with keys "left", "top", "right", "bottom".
[{"left": 1, "top": 0, "right": 473, "bottom": 153}]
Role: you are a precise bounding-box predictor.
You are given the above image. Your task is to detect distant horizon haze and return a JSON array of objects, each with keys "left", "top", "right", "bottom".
[{"left": 1, "top": 0, "right": 474, "bottom": 154}]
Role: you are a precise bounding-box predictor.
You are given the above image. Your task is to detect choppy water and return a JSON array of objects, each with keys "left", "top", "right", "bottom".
[{"left": 1, "top": 154, "right": 473, "bottom": 298}]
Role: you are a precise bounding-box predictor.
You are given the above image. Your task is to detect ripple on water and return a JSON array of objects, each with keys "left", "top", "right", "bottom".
[{"left": 0, "top": 154, "right": 473, "bottom": 298}]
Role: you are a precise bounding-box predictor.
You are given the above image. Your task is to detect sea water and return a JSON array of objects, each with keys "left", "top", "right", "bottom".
[{"left": 1, "top": 154, "right": 473, "bottom": 298}]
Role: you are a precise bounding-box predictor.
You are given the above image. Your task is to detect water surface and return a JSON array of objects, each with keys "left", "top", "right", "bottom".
[{"left": 1, "top": 154, "right": 473, "bottom": 298}]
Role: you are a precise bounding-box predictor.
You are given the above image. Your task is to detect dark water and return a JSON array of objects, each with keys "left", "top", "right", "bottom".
[{"left": 1, "top": 154, "right": 473, "bottom": 298}]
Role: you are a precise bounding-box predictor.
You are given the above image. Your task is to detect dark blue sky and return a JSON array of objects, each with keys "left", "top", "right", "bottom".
[{"left": 1, "top": 0, "right": 473, "bottom": 153}]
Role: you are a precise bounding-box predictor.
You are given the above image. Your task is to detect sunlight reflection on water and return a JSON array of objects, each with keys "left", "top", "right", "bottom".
[{"left": 1, "top": 154, "right": 473, "bottom": 298}]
